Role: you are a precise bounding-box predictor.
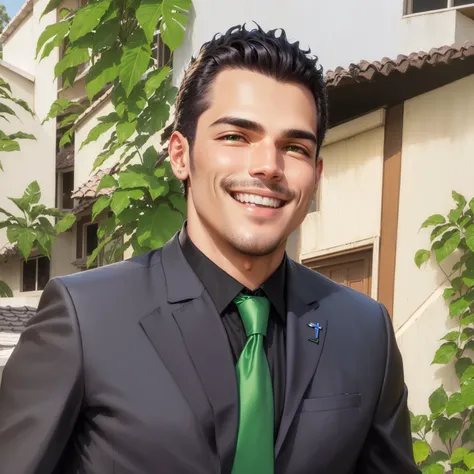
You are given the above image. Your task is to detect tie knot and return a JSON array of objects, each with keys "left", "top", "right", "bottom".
[{"left": 233, "top": 293, "right": 270, "bottom": 337}]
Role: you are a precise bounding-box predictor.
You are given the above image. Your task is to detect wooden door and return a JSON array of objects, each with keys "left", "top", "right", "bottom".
[{"left": 304, "top": 248, "right": 373, "bottom": 297}]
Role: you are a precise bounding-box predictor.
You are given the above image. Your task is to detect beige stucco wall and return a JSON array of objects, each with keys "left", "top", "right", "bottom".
[
  {"left": 395, "top": 74, "right": 474, "bottom": 416},
  {"left": 299, "top": 120, "right": 384, "bottom": 263},
  {"left": 50, "top": 228, "right": 79, "bottom": 278}
]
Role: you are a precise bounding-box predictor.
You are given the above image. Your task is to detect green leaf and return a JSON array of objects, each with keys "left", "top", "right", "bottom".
[
  {"left": 456, "top": 358, "right": 473, "bottom": 378},
  {"left": 92, "top": 196, "right": 112, "bottom": 221},
  {"left": 0, "top": 139, "right": 20, "bottom": 152},
  {"left": 87, "top": 234, "right": 113, "bottom": 268},
  {"left": 465, "top": 452, "right": 474, "bottom": 469},
  {"left": 470, "top": 197, "right": 474, "bottom": 215},
  {"left": 453, "top": 468, "right": 468, "bottom": 474},
  {"left": 54, "top": 46, "right": 90, "bottom": 78},
  {"left": 410, "top": 413, "right": 428, "bottom": 433},
  {"left": 29, "top": 204, "right": 47, "bottom": 222},
  {"left": 146, "top": 176, "right": 169, "bottom": 200},
  {"left": 41, "top": 0, "right": 63, "bottom": 18},
  {"left": 93, "top": 19, "right": 120, "bottom": 53},
  {"left": 143, "top": 145, "right": 158, "bottom": 168},
  {"left": 58, "top": 114, "right": 79, "bottom": 129},
  {"left": 85, "top": 47, "right": 121, "bottom": 100},
  {"left": 81, "top": 120, "right": 116, "bottom": 149},
  {"left": 432, "top": 342, "right": 457, "bottom": 365},
  {"left": 97, "top": 216, "right": 116, "bottom": 239},
  {"left": 15, "top": 227, "right": 36, "bottom": 260},
  {"left": 110, "top": 189, "right": 144, "bottom": 216},
  {"left": 36, "top": 20, "right": 70, "bottom": 59},
  {"left": 453, "top": 191, "right": 467, "bottom": 210},
  {"left": 451, "top": 296, "right": 471, "bottom": 318},
  {"left": 461, "top": 366, "right": 474, "bottom": 383},
  {"left": 421, "top": 464, "right": 444, "bottom": 474},
  {"left": 69, "top": 0, "right": 112, "bottom": 42},
  {"left": 447, "top": 392, "right": 466, "bottom": 416},
  {"left": 145, "top": 66, "right": 171, "bottom": 97},
  {"left": 160, "top": 0, "right": 191, "bottom": 51},
  {"left": 0, "top": 78, "right": 12, "bottom": 93},
  {"left": 0, "top": 102, "right": 16, "bottom": 116},
  {"left": 119, "top": 29, "right": 152, "bottom": 97},
  {"left": 413, "top": 439, "right": 430, "bottom": 464},
  {"left": 137, "top": 204, "right": 183, "bottom": 248},
  {"left": 0, "top": 281, "right": 13, "bottom": 297},
  {"left": 116, "top": 119, "right": 137, "bottom": 144},
  {"left": 55, "top": 213, "right": 76, "bottom": 233},
  {"left": 431, "top": 223, "right": 453, "bottom": 242},
  {"left": 42, "top": 98, "right": 76, "bottom": 124},
  {"left": 451, "top": 447, "right": 470, "bottom": 464},
  {"left": 463, "top": 425, "right": 474, "bottom": 445},
  {"left": 8, "top": 196, "right": 29, "bottom": 213},
  {"left": 59, "top": 128, "right": 74, "bottom": 148},
  {"left": 429, "top": 386, "right": 448, "bottom": 415},
  {"left": 465, "top": 340, "right": 474, "bottom": 351},
  {"left": 425, "top": 451, "right": 448, "bottom": 465},
  {"left": 461, "top": 328, "right": 474, "bottom": 343},
  {"left": 444, "top": 288, "right": 457, "bottom": 300},
  {"left": 466, "top": 225, "right": 474, "bottom": 253},
  {"left": 442, "top": 331, "right": 460, "bottom": 342},
  {"left": 462, "top": 380, "right": 474, "bottom": 407},
  {"left": 136, "top": 0, "right": 163, "bottom": 43},
  {"left": 96, "top": 175, "right": 117, "bottom": 194},
  {"left": 433, "top": 229, "right": 461, "bottom": 263},
  {"left": 118, "top": 170, "right": 149, "bottom": 189},
  {"left": 9, "top": 132, "right": 36, "bottom": 141},
  {"left": 415, "top": 249, "right": 431, "bottom": 268},
  {"left": 24, "top": 181, "right": 41, "bottom": 205},
  {"left": 421, "top": 214, "right": 446, "bottom": 229},
  {"left": 438, "top": 417, "right": 462, "bottom": 442},
  {"left": 453, "top": 277, "right": 464, "bottom": 291},
  {"left": 449, "top": 208, "right": 463, "bottom": 224}
]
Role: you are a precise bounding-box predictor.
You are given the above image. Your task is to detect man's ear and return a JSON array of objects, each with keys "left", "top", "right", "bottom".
[
  {"left": 315, "top": 157, "right": 323, "bottom": 187},
  {"left": 169, "top": 131, "right": 190, "bottom": 182}
]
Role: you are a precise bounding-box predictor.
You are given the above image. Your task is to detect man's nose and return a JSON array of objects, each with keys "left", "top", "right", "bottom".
[{"left": 248, "top": 141, "right": 284, "bottom": 182}]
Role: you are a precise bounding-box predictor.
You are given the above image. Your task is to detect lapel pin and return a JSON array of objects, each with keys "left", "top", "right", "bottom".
[{"left": 308, "top": 322, "right": 322, "bottom": 344}]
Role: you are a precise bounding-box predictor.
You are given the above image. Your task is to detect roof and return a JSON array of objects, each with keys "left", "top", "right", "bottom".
[
  {"left": 0, "top": 242, "right": 18, "bottom": 262},
  {"left": 0, "top": 0, "right": 34, "bottom": 44},
  {"left": 71, "top": 167, "right": 116, "bottom": 200},
  {"left": 56, "top": 146, "right": 74, "bottom": 170},
  {"left": 0, "top": 306, "right": 36, "bottom": 333},
  {"left": 325, "top": 41, "right": 474, "bottom": 126}
]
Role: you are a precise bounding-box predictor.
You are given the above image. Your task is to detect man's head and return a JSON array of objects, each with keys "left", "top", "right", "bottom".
[{"left": 169, "top": 24, "right": 328, "bottom": 258}]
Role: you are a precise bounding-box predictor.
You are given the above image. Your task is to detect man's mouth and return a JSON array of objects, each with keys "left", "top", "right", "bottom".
[{"left": 230, "top": 192, "right": 286, "bottom": 209}]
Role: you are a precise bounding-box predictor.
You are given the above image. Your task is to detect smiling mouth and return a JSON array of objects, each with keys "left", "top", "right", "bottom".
[{"left": 230, "top": 192, "right": 286, "bottom": 209}]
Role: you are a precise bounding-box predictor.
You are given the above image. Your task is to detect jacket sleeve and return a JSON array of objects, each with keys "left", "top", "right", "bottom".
[
  {"left": 0, "top": 278, "right": 84, "bottom": 474},
  {"left": 355, "top": 304, "right": 421, "bottom": 474}
]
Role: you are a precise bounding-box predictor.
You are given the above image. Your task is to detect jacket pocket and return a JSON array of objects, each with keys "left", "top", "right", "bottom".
[{"left": 300, "top": 393, "right": 362, "bottom": 413}]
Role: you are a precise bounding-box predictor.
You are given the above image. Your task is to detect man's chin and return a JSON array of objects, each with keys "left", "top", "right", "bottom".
[{"left": 228, "top": 233, "right": 284, "bottom": 257}]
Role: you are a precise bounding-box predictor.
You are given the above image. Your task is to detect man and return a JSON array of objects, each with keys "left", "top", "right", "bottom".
[{"left": 0, "top": 25, "right": 419, "bottom": 474}]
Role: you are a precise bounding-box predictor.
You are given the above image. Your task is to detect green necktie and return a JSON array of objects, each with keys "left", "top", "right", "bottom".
[{"left": 231, "top": 292, "right": 274, "bottom": 474}]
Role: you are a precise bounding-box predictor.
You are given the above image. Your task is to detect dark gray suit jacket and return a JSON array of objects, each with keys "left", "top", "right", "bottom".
[{"left": 0, "top": 234, "right": 419, "bottom": 474}]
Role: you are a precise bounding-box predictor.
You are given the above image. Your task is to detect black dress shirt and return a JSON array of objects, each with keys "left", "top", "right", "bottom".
[{"left": 179, "top": 228, "right": 287, "bottom": 436}]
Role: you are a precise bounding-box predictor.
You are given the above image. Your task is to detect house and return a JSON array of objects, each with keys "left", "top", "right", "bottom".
[{"left": 1, "top": 0, "right": 474, "bottom": 414}]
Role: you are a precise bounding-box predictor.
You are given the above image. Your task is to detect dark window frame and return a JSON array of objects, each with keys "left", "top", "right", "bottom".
[{"left": 21, "top": 256, "right": 50, "bottom": 293}]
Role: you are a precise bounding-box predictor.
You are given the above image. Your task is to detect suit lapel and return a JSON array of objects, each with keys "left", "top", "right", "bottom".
[
  {"left": 140, "top": 234, "right": 238, "bottom": 474},
  {"left": 275, "top": 261, "right": 328, "bottom": 457}
]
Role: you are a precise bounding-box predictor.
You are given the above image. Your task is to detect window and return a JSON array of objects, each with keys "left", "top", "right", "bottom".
[
  {"left": 84, "top": 222, "right": 99, "bottom": 257},
  {"left": 57, "top": 170, "right": 74, "bottom": 211},
  {"left": 153, "top": 32, "right": 172, "bottom": 68},
  {"left": 407, "top": 0, "right": 474, "bottom": 14},
  {"left": 22, "top": 256, "right": 50, "bottom": 292}
]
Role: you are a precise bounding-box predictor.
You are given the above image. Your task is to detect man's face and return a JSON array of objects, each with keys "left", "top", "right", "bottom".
[{"left": 172, "top": 69, "right": 321, "bottom": 257}]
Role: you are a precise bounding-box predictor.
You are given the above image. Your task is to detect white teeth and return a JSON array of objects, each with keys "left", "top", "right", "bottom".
[{"left": 233, "top": 193, "right": 282, "bottom": 208}]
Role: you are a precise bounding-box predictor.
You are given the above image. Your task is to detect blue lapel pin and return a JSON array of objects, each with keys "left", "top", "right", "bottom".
[{"left": 308, "top": 322, "right": 322, "bottom": 344}]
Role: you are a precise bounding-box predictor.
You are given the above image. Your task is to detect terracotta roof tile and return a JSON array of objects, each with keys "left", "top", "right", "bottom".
[
  {"left": 325, "top": 41, "right": 474, "bottom": 88},
  {"left": 0, "top": 306, "right": 36, "bottom": 333},
  {"left": 71, "top": 167, "right": 116, "bottom": 200},
  {"left": 0, "top": 242, "right": 18, "bottom": 261}
]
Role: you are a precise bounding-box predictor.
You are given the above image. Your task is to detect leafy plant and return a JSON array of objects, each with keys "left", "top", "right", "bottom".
[
  {"left": 411, "top": 191, "right": 474, "bottom": 473},
  {"left": 0, "top": 182, "right": 75, "bottom": 297}
]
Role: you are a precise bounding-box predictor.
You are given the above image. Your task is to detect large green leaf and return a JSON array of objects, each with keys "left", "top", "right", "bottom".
[
  {"left": 453, "top": 467, "right": 469, "bottom": 474},
  {"left": 466, "top": 225, "right": 474, "bottom": 253},
  {"left": 81, "top": 120, "right": 117, "bottom": 149},
  {"left": 410, "top": 413, "right": 428, "bottom": 433},
  {"left": 461, "top": 328, "right": 474, "bottom": 343},
  {"left": 41, "top": 0, "right": 63, "bottom": 18},
  {"left": 96, "top": 175, "right": 118, "bottom": 194},
  {"left": 453, "top": 191, "right": 467, "bottom": 210},
  {"left": 145, "top": 66, "right": 171, "bottom": 97},
  {"left": 118, "top": 170, "right": 149, "bottom": 189},
  {"left": 0, "top": 102, "right": 16, "bottom": 116},
  {"left": 470, "top": 197, "right": 474, "bottom": 215},
  {"left": 0, "top": 139, "right": 20, "bottom": 152},
  {"left": 432, "top": 342, "right": 457, "bottom": 365},
  {"left": 449, "top": 208, "right": 463, "bottom": 224},
  {"left": 436, "top": 417, "right": 462, "bottom": 442},
  {"left": 111, "top": 189, "right": 144, "bottom": 216},
  {"left": 450, "top": 296, "right": 471, "bottom": 318},
  {"left": 456, "top": 358, "right": 473, "bottom": 378},
  {"left": 85, "top": 47, "right": 121, "bottom": 100},
  {"left": 442, "top": 331, "right": 459, "bottom": 342},
  {"left": 116, "top": 119, "right": 137, "bottom": 143},
  {"left": 461, "top": 366, "right": 474, "bottom": 383},
  {"left": 413, "top": 439, "right": 430, "bottom": 464},
  {"left": 429, "top": 386, "right": 448, "bottom": 415},
  {"left": 24, "top": 181, "right": 41, "bottom": 205},
  {"left": 169, "top": 193, "right": 186, "bottom": 216},
  {"left": 146, "top": 176, "right": 169, "bottom": 200},
  {"left": 0, "top": 281, "right": 13, "bottom": 297},
  {"left": 93, "top": 19, "right": 120, "bottom": 53},
  {"left": 462, "top": 379, "right": 474, "bottom": 406},
  {"left": 15, "top": 227, "right": 36, "bottom": 259},
  {"left": 451, "top": 447, "right": 470, "bottom": 464},
  {"left": 119, "top": 30, "right": 152, "bottom": 97},
  {"left": 160, "top": 0, "right": 191, "bottom": 51},
  {"left": 42, "top": 98, "right": 77, "bottom": 124},
  {"left": 9, "top": 132, "right": 36, "bottom": 141},
  {"left": 36, "top": 20, "right": 70, "bottom": 59},
  {"left": 69, "top": 0, "right": 112, "bottom": 42},
  {"left": 447, "top": 392, "right": 466, "bottom": 416},
  {"left": 92, "top": 196, "right": 112, "bottom": 222},
  {"left": 430, "top": 224, "right": 453, "bottom": 242},
  {"left": 137, "top": 204, "right": 183, "bottom": 248},
  {"left": 55, "top": 213, "right": 76, "bottom": 233},
  {"left": 54, "top": 46, "right": 90, "bottom": 78},
  {"left": 421, "top": 464, "right": 444, "bottom": 474},
  {"left": 433, "top": 229, "right": 461, "bottom": 263},
  {"left": 421, "top": 214, "right": 446, "bottom": 229},
  {"left": 136, "top": 0, "right": 163, "bottom": 43},
  {"left": 425, "top": 451, "right": 449, "bottom": 465},
  {"left": 0, "top": 78, "right": 12, "bottom": 93},
  {"left": 465, "top": 452, "right": 474, "bottom": 469}
]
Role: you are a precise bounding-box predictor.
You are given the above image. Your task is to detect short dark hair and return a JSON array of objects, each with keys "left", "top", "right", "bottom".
[{"left": 173, "top": 24, "right": 329, "bottom": 195}]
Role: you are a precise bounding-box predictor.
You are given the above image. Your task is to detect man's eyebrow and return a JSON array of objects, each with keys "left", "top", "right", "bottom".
[{"left": 210, "top": 116, "right": 318, "bottom": 145}]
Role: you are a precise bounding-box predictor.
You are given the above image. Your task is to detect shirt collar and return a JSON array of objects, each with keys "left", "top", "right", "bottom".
[{"left": 179, "top": 225, "right": 287, "bottom": 323}]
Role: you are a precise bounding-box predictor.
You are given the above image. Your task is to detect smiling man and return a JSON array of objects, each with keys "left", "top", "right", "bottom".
[{"left": 0, "top": 25, "right": 419, "bottom": 474}]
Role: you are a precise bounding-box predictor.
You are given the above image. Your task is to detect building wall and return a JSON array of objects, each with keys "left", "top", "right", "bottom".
[
  {"left": 50, "top": 229, "right": 79, "bottom": 278},
  {"left": 395, "top": 74, "right": 474, "bottom": 415},
  {"left": 300, "top": 117, "right": 384, "bottom": 262}
]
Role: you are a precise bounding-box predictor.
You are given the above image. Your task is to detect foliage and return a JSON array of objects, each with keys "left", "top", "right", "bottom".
[
  {"left": 38, "top": 0, "right": 190, "bottom": 268},
  {"left": 0, "top": 4, "right": 9, "bottom": 33},
  {"left": 411, "top": 191, "right": 474, "bottom": 473},
  {"left": 0, "top": 182, "right": 75, "bottom": 296}
]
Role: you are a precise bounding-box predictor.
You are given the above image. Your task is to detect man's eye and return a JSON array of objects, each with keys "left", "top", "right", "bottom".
[
  {"left": 221, "top": 134, "right": 244, "bottom": 142},
  {"left": 285, "top": 145, "right": 309, "bottom": 156}
]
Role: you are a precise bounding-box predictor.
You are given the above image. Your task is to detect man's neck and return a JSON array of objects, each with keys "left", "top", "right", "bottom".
[{"left": 186, "top": 221, "right": 286, "bottom": 291}]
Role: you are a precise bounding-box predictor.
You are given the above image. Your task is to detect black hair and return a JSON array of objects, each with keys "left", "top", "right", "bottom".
[{"left": 173, "top": 24, "right": 329, "bottom": 195}]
